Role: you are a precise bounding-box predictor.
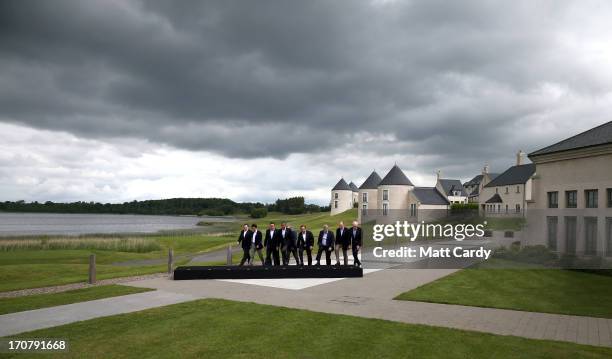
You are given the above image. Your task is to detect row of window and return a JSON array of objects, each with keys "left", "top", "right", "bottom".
[
  {"left": 547, "top": 189, "right": 612, "bottom": 209},
  {"left": 547, "top": 216, "right": 612, "bottom": 256},
  {"left": 484, "top": 204, "right": 521, "bottom": 213},
  {"left": 361, "top": 190, "right": 390, "bottom": 204},
  {"left": 495, "top": 185, "right": 521, "bottom": 194}
]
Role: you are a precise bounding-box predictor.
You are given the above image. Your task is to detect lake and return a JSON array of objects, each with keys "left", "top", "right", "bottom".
[{"left": 0, "top": 212, "right": 235, "bottom": 236}]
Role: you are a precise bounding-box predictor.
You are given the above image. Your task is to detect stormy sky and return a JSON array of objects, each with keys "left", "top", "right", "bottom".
[{"left": 1, "top": 0, "right": 612, "bottom": 205}]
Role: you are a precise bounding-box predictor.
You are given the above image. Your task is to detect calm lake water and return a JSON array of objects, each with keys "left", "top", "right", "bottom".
[{"left": 0, "top": 212, "right": 234, "bottom": 236}]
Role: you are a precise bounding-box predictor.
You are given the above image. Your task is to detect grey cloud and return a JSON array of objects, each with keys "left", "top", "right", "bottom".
[{"left": 1, "top": 0, "right": 612, "bottom": 174}]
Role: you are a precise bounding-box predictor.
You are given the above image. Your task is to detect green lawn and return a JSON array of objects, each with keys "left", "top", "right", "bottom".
[
  {"left": 0, "top": 234, "right": 233, "bottom": 292},
  {"left": 396, "top": 259, "right": 612, "bottom": 318},
  {"left": 2, "top": 298, "right": 610, "bottom": 358},
  {"left": 0, "top": 285, "right": 153, "bottom": 315}
]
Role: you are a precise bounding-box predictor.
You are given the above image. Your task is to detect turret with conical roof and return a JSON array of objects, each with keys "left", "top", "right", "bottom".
[
  {"left": 377, "top": 164, "right": 414, "bottom": 213},
  {"left": 359, "top": 171, "right": 382, "bottom": 189},
  {"left": 330, "top": 178, "right": 355, "bottom": 215}
]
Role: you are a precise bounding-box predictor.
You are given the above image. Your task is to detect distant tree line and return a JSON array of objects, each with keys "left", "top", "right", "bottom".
[{"left": 0, "top": 197, "right": 330, "bottom": 217}]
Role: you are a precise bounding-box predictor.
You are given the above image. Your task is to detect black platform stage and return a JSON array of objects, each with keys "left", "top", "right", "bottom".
[{"left": 173, "top": 265, "right": 363, "bottom": 280}]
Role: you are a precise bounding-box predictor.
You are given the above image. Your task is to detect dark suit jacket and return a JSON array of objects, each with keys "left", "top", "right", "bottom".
[
  {"left": 237, "top": 230, "right": 253, "bottom": 249},
  {"left": 349, "top": 227, "right": 362, "bottom": 247},
  {"left": 264, "top": 229, "right": 280, "bottom": 249},
  {"left": 297, "top": 230, "right": 314, "bottom": 249},
  {"left": 252, "top": 230, "right": 263, "bottom": 249},
  {"left": 336, "top": 227, "right": 351, "bottom": 247},
  {"left": 279, "top": 227, "right": 296, "bottom": 249},
  {"left": 317, "top": 230, "right": 334, "bottom": 248}
]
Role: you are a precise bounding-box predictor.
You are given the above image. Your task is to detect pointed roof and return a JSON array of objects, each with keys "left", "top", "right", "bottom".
[
  {"left": 438, "top": 179, "right": 467, "bottom": 196},
  {"left": 349, "top": 182, "right": 359, "bottom": 192},
  {"left": 529, "top": 121, "right": 612, "bottom": 157},
  {"left": 359, "top": 171, "right": 382, "bottom": 190},
  {"left": 379, "top": 165, "right": 414, "bottom": 186},
  {"left": 332, "top": 178, "right": 352, "bottom": 191},
  {"left": 484, "top": 164, "right": 535, "bottom": 187},
  {"left": 485, "top": 193, "right": 503, "bottom": 203}
]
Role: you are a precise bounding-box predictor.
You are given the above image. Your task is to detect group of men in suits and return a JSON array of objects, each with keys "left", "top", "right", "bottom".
[{"left": 237, "top": 220, "right": 362, "bottom": 267}]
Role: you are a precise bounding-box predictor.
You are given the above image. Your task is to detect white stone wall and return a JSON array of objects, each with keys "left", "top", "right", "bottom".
[{"left": 330, "top": 190, "right": 353, "bottom": 215}]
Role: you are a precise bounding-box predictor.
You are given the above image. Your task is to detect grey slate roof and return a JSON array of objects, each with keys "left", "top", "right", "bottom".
[
  {"left": 359, "top": 171, "right": 382, "bottom": 190},
  {"left": 378, "top": 165, "right": 414, "bottom": 186},
  {"left": 332, "top": 178, "right": 351, "bottom": 191},
  {"left": 438, "top": 179, "right": 467, "bottom": 196},
  {"left": 349, "top": 181, "right": 359, "bottom": 192},
  {"left": 464, "top": 173, "right": 500, "bottom": 187},
  {"left": 485, "top": 193, "right": 503, "bottom": 203},
  {"left": 529, "top": 121, "right": 612, "bottom": 157},
  {"left": 484, "top": 164, "right": 536, "bottom": 187},
  {"left": 464, "top": 174, "right": 483, "bottom": 187},
  {"left": 413, "top": 187, "right": 450, "bottom": 205}
]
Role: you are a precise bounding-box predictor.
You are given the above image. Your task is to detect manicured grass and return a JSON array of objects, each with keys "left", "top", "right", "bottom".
[
  {"left": 3, "top": 299, "right": 610, "bottom": 358},
  {"left": 0, "top": 285, "right": 153, "bottom": 315},
  {"left": 395, "top": 259, "right": 612, "bottom": 318}
]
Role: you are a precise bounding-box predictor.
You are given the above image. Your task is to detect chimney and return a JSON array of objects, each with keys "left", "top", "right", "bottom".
[
  {"left": 482, "top": 164, "right": 489, "bottom": 175},
  {"left": 516, "top": 150, "right": 525, "bottom": 166},
  {"left": 436, "top": 169, "right": 441, "bottom": 181}
]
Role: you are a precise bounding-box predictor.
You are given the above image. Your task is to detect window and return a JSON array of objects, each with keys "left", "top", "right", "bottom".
[
  {"left": 584, "top": 217, "right": 598, "bottom": 255},
  {"left": 497, "top": 204, "right": 501, "bottom": 212},
  {"left": 334, "top": 200, "right": 338, "bottom": 209},
  {"left": 334, "top": 192, "right": 338, "bottom": 200},
  {"left": 361, "top": 204, "right": 367, "bottom": 216},
  {"left": 382, "top": 189, "right": 389, "bottom": 201},
  {"left": 516, "top": 204, "right": 521, "bottom": 213},
  {"left": 607, "top": 189, "right": 612, "bottom": 208},
  {"left": 565, "top": 191, "right": 577, "bottom": 208},
  {"left": 505, "top": 204, "right": 508, "bottom": 213},
  {"left": 362, "top": 192, "right": 368, "bottom": 203},
  {"left": 382, "top": 203, "right": 389, "bottom": 216},
  {"left": 516, "top": 186, "right": 520, "bottom": 193},
  {"left": 606, "top": 218, "right": 612, "bottom": 257},
  {"left": 505, "top": 187, "right": 509, "bottom": 194},
  {"left": 547, "top": 216, "right": 558, "bottom": 251},
  {"left": 585, "top": 189, "right": 598, "bottom": 208},
  {"left": 547, "top": 191, "right": 558, "bottom": 208},
  {"left": 565, "top": 216, "right": 577, "bottom": 255},
  {"left": 410, "top": 203, "right": 417, "bottom": 217},
  {"left": 495, "top": 188, "right": 498, "bottom": 194}
]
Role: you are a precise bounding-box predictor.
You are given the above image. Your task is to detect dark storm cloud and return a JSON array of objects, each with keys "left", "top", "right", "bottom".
[{"left": 1, "top": 0, "right": 611, "bottom": 167}]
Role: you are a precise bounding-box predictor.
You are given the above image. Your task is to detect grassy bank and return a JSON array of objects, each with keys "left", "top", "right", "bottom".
[
  {"left": 3, "top": 298, "right": 610, "bottom": 358},
  {"left": 0, "top": 234, "right": 234, "bottom": 292},
  {"left": 0, "top": 210, "right": 358, "bottom": 292},
  {"left": 0, "top": 285, "right": 153, "bottom": 315},
  {"left": 395, "top": 259, "right": 612, "bottom": 318}
]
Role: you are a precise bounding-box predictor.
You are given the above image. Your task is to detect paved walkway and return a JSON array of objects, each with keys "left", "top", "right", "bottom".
[
  {"left": 0, "top": 290, "right": 197, "bottom": 337},
  {"left": 1, "top": 267, "right": 611, "bottom": 348}
]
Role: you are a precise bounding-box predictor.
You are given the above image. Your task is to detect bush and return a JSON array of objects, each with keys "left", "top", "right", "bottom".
[
  {"left": 250, "top": 207, "right": 268, "bottom": 219},
  {"left": 494, "top": 245, "right": 558, "bottom": 265}
]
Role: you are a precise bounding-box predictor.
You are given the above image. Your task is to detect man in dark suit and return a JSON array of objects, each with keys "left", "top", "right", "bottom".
[
  {"left": 280, "top": 222, "right": 299, "bottom": 265},
  {"left": 249, "top": 223, "right": 264, "bottom": 265},
  {"left": 237, "top": 224, "right": 252, "bottom": 266},
  {"left": 335, "top": 221, "right": 350, "bottom": 266},
  {"left": 350, "top": 220, "right": 362, "bottom": 267},
  {"left": 316, "top": 224, "right": 334, "bottom": 266},
  {"left": 264, "top": 222, "right": 280, "bottom": 266},
  {"left": 297, "top": 224, "right": 314, "bottom": 266}
]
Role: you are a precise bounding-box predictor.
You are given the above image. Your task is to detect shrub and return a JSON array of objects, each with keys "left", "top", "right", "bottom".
[
  {"left": 250, "top": 207, "right": 268, "bottom": 219},
  {"left": 494, "top": 245, "right": 558, "bottom": 265}
]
